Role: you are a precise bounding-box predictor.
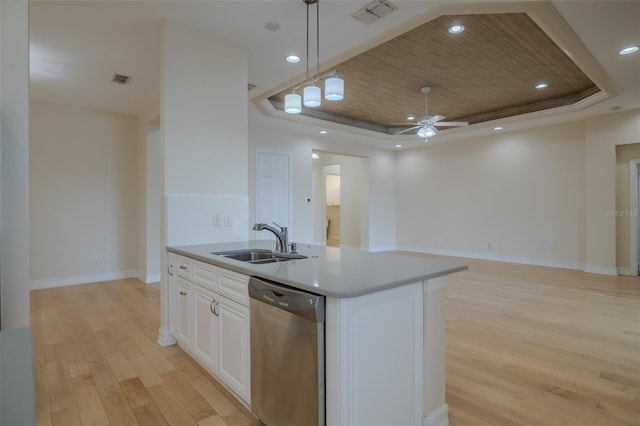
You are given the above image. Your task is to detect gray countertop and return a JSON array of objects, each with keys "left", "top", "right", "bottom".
[{"left": 168, "top": 240, "right": 467, "bottom": 298}]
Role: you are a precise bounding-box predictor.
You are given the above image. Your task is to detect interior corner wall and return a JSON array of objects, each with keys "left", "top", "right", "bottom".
[
  {"left": 162, "top": 20, "right": 248, "bottom": 197},
  {"left": 248, "top": 106, "right": 396, "bottom": 250},
  {"left": 615, "top": 143, "right": 640, "bottom": 270},
  {"left": 396, "top": 120, "right": 587, "bottom": 269},
  {"left": 29, "top": 101, "right": 140, "bottom": 287},
  {"left": 585, "top": 108, "right": 640, "bottom": 274},
  {"left": 0, "top": 0, "right": 29, "bottom": 329},
  {"left": 136, "top": 100, "right": 160, "bottom": 283}
]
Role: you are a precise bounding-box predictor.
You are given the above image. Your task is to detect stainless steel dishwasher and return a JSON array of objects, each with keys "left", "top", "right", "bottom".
[{"left": 248, "top": 276, "right": 325, "bottom": 426}]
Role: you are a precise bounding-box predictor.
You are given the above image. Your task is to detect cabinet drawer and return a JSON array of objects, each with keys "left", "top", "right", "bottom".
[
  {"left": 193, "top": 260, "right": 218, "bottom": 291},
  {"left": 218, "top": 270, "right": 249, "bottom": 306},
  {"left": 176, "top": 255, "right": 193, "bottom": 278}
]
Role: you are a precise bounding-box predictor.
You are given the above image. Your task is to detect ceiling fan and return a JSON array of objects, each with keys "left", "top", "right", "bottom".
[{"left": 393, "top": 87, "right": 468, "bottom": 140}]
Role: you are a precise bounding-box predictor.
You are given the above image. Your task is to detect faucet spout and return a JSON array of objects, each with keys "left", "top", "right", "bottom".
[{"left": 252, "top": 222, "right": 288, "bottom": 253}]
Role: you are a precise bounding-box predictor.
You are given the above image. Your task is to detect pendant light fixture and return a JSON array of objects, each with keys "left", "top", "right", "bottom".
[{"left": 285, "top": 0, "right": 345, "bottom": 114}]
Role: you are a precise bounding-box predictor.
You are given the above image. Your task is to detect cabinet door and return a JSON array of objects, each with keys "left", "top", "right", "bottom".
[
  {"left": 177, "top": 277, "right": 194, "bottom": 349},
  {"left": 217, "top": 296, "right": 251, "bottom": 404},
  {"left": 193, "top": 286, "right": 218, "bottom": 373},
  {"left": 168, "top": 252, "right": 178, "bottom": 335}
]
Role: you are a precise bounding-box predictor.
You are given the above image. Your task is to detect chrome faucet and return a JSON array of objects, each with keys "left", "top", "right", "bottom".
[{"left": 252, "top": 222, "right": 288, "bottom": 253}]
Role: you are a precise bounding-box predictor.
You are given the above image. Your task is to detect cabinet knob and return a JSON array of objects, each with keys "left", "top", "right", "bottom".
[
  {"left": 168, "top": 265, "right": 173, "bottom": 276},
  {"left": 179, "top": 291, "right": 187, "bottom": 296}
]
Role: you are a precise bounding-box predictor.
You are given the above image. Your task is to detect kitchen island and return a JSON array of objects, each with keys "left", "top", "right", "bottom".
[{"left": 163, "top": 241, "right": 467, "bottom": 426}]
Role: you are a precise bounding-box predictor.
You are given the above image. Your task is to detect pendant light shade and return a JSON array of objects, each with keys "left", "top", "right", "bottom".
[
  {"left": 283, "top": 0, "right": 345, "bottom": 115},
  {"left": 285, "top": 93, "right": 302, "bottom": 114},
  {"left": 325, "top": 77, "right": 344, "bottom": 101},
  {"left": 303, "top": 85, "right": 322, "bottom": 107}
]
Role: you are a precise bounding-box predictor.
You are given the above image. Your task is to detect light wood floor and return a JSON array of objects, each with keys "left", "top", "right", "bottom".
[
  {"left": 32, "top": 256, "right": 640, "bottom": 425},
  {"left": 31, "top": 279, "right": 259, "bottom": 426}
]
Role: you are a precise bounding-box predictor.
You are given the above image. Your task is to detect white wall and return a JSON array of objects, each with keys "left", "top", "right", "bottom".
[
  {"left": 585, "top": 109, "right": 640, "bottom": 274},
  {"left": 249, "top": 106, "right": 397, "bottom": 250},
  {"left": 159, "top": 20, "right": 249, "bottom": 344},
  {"left": 162, "top": 20, "right": 247, "bottom": 197},
  {"left": 0, "top": 0, "right": 30, "bottom": 329},
  {"left": 30, "top": 101, "right": 139, "bottom": 288},
  {"left": 146, "top": 127, "right": 161, "bottom": 282},
  {"left": 396, "top": 121, "right": 587, "bottom": 269}
]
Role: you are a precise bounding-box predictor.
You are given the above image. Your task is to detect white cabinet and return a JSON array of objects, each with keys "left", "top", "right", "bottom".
[
  {"left": 177, "top": 276, "right": 194, "bottom": 350},
  {"left": 217, "top": 296, "right": 250, "bottom": 401},
  {"left": 168, "top": 252, "right": 178, "bottom": 335},
  {"left": 168, "top": 252, "right": 251, "bottom": 406},
  {"left": 193, "top": 286, "right": 218, "bottom": 373}
]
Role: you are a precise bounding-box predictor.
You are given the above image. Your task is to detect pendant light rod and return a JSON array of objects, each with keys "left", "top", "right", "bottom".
[
  {"left": 305, "top": 0, "right": 310, "bottom": 81},
  {"left": 316, "top": 0, "right": 320, "bottom": 79},
  {"left": 292, "top": 70, "right": 338, "bottom": 91}
]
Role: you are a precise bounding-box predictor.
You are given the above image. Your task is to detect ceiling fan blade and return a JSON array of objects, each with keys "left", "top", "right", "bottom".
[
  {"left": 434, "top": 121, "right": 469, "bottom": 127},
  {"left": 390, "top": 122, "right": 419, "bottom": 126},
  {"left": 393, "top": 126, "right": 421, "bottom": 135},
  {"left": 430, "top": 115, "right": 445, "bottom": 123}
]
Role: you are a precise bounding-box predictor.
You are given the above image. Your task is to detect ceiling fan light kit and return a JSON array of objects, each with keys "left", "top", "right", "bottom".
[
  {"left": 285, "top": 0, "right": 345, "bottom": 114},
  {"left": 393, "top": 86, "right": 469, "bottom": 140}
]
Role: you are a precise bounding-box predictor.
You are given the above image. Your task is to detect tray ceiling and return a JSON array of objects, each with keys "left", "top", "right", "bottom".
[{"left": 266, "top": 12, "right": 601, "bottom": 135}]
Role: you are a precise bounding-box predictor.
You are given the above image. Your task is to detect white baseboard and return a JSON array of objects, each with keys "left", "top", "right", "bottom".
[
  {"left": 144, "top": 273, "right": 161, "bottom": 284},
  {"left": 157, "top": 328, "right": 177, "bottom": 347},
  {"left": 367, "top": 245, "right": 398, "bottom": 252},
  {"left": 584, "top": 265, "right": 618, "bottom": 276},
  {"left": 617, "top": 267, "right": 635, "bottom": 276},
  {"left": 30, "top": 269, "right": 140, "bottom": 290},
  {"left": 397, "top": 246, "right": 584, "bottom": 271},
  {"left": 423, "top": 404, "right": 449, "bottom": 426}
]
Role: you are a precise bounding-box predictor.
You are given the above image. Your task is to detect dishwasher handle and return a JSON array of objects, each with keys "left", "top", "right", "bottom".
[{"left": 248, "top": 277, "right": 325, "bottom": 323}]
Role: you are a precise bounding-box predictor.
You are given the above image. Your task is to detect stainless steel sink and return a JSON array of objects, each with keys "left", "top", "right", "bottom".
[{"left": 211, "top": 249, "right": 308, "bottom": 264}]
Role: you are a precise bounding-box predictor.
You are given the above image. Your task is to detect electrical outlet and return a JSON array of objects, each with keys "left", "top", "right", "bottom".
[{"left": 213, "top": 214, "right": 221, "bottom": 227}]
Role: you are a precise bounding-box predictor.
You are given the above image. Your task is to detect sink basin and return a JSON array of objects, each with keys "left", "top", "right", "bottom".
[{"left": 211, "top": 249, "right": 307, "bottom": 264}]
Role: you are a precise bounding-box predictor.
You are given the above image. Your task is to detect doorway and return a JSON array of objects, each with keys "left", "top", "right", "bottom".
[
  {"left": 324, "top": 166, "right": 341, "bottom": 247},
  {"left": 312, "top": 151, "right": 365, "bottom": 248}
]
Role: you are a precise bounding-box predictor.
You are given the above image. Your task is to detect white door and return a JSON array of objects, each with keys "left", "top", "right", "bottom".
[
  {"left": 193, "top": 286, "right": 218, "bottom": 373},
  {"left": 217, "top": 296, "right": 251, "bottom": 404},
  {"left": 177, "top": 277, "right": 194, "bottom": 349}
]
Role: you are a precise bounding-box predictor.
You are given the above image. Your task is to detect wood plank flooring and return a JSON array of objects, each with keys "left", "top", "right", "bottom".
[
  {"left": 32, "top": 256, "right": 640, "bottom": 425},
  {"left": 397, "top": 252, "right": 640, "bottom": 426},
  {"left": 31, "top": 279, "right": 258, "bottom": 426}
]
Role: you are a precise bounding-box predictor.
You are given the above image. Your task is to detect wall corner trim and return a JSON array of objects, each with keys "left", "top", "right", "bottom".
[{"left": 584, "top": 265, "right": 619, "bottom": 276}]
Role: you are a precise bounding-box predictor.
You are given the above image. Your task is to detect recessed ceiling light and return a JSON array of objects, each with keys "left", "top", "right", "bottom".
[
  {"left": 286, "top": 55, "right": 301, "bottom": 63},
  {"left": 619, "top": 46, "right": 639, "bottom": 55},
  {"left": 494, "top": 126, "right": 503, "bottom": 131},
  {"left": 535, "top": 82, "right": 548, "bottom": 90},
  {"left": 395, "top": 144, "right": 402, "bottom": 148},
  {"left": 265, "top": 22, "right": 280, "bottom": 31},
  {"left": 448, "top": 24, "right": 464, "bottom": 34},
  {"left": 319, "top": 130, "right": 328, "bottom": 134},
  {"left": 312, "top": 152, "right": 319, "bottom": 159},
  {"left": 406, "top": 116, "right": 415, "bottom": 121}
]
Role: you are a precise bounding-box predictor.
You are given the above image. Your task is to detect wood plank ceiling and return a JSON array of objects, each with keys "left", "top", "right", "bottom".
[{"left": 268, "top": 13, "right": 599, "bottom": 134}]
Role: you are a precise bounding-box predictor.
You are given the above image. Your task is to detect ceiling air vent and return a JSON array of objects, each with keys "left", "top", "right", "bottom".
[
  {"left": 111, "top": 73, "right": 132, "bottom": 85},
  {"left": 351, "top": 0, "right": 397, "bottom": 25},
  {"left": 248, "top": 83, "right": 257, "bottom": 91}
]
